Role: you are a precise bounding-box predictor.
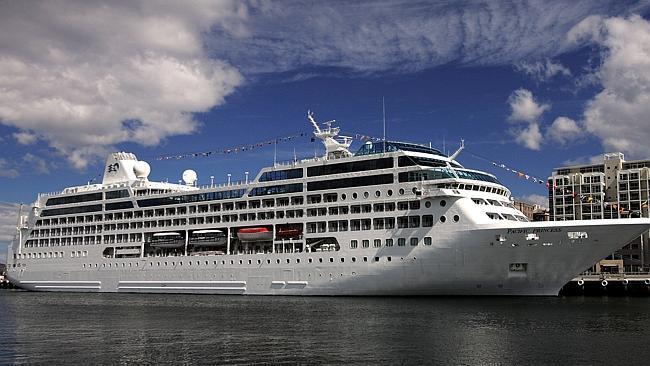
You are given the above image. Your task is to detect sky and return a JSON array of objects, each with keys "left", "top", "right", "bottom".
[{"left": 1, "top": 0, "right": 650, "bottom": 259}]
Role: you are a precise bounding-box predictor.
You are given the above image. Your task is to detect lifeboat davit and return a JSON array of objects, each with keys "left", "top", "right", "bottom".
[{"left": 238, "top": 227, "right": 273, "bottom": 242}]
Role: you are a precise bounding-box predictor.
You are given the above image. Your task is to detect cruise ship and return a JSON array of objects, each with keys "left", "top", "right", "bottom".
[{"left": 5, "top": 112, "right": 650, "bottom": 295}]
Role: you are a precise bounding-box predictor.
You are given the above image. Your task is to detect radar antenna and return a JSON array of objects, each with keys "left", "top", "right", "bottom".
[{"left": 307, "top": 110, "right": 353, "bottom": 160}]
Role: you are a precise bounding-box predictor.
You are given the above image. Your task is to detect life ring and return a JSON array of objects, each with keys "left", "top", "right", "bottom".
[
  {"left": 645, "top": 279, "right": 650, "bottom": 286},
  {"left": 622, "top": 279, "right": 629, "bottom": 286},
  {"left": 577, "top": 279, "right": 584, "bottom": 286},
  {"left": 601, "top": 280, "right": 608, "bottom": 287}
]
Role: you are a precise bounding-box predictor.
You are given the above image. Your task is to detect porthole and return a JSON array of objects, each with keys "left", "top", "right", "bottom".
[
  {"left": 319, "top": 258, "right": 323, "bottom": 263},
  {"left": 412, "top": 187, "right": 418, "bottom": 194},
  {"left": 387, "top": 189, "right": 393, "bottom": 196},
  {"left": 440, "top": 216, "right": 447, "bottom": 223},
  {"left": 453, "top": 215, "right": 460, "bottom": 222},
  {"left": 341, "top": 193, "right": 347, "bottom": 200},
  {"left": 440, "top": 200, "right": 447, "bottom": 207},
  {"left": 287, "top": 259, "right": 290, "bottom": 264},
  {"left": 309, "top": 258, "right": 313, "bottom": 263},
  {"left": 352, "top": 192, "right": 358, "bottom": 199},
  {"left": 425, "top": 201, "right": 431, "bottom": 208},
  {"left": 276, "top": 259, "right": 280, "bottom": 264},
  {"left": 363, "top": 192, "right": 369, "bottom": 198},
  {"left": 399, "top": 188, "right": 405, "bottom": 195},
  {"left": 329, "top": 258, "right": 334, "bottom": 263},
  {"left": 375, "top": 190, "right": 381, "bottom": 197}
]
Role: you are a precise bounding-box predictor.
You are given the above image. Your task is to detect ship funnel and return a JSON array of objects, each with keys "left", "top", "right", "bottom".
[{"left": 101, "top": 152, "right": 144, "bottom": 185}]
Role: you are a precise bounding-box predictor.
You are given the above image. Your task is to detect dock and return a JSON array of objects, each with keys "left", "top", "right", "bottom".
[{"left": 560, "top": 274, "right": 650, "bottom": 296}]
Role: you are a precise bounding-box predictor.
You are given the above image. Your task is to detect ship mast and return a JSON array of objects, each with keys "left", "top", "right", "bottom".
[{"left": 307, "top": 110, "right": 352, "bottom": 159}]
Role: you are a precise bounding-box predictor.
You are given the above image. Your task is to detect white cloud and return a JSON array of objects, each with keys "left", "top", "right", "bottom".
[
  {"left": 515, "top": 59, "right": 571, "bottom": 82},
  {"left": 13, "top": 131, "right": 37, "bottom": 145},
  {"left": 0, "top": 0, "right": 245, "bottom": 169},
  {"left": 209, "top": 1, "right": 640, "bottom": 75},
  {"left": 514, "top": 123, "right": 543, "bottom": 150},
  {"left": 546, "top": 116, "right": 582, "bottom": 145},
  {"left": 568, "top": 15, "right": 650, "bottom": 158},
  {"left": 519, "top": 194, "right": 549, "bottom": 209},
  {"left": 508, "top": 89, "right": 550, "bottom": 123},
  {"left": 562, "top": 154, "right": 604, "bottom": 166},
  {"left": 23, "top": 153, "right": 50, "bottom": 175},
  {"left": 0, "top": 159, "right": 19, "bottom": 178}
]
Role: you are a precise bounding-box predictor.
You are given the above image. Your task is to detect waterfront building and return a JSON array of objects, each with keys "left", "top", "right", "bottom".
[{"left": 548, "top": 153, "right": 650, "bottom": 272}]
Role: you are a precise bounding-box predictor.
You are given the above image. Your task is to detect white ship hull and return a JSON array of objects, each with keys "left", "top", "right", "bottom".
[{"left": 8, "top": 219, "right": 649, "bottom": 296}]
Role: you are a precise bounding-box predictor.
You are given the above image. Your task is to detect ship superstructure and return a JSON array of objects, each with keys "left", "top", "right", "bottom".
[{"left": 5, "top": 113, "right": 650, "bottom": 295}]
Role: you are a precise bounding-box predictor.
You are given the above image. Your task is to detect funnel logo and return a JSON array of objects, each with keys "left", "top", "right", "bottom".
[{"left": 107, "top": 163, "right": 119, "bottom": 173}]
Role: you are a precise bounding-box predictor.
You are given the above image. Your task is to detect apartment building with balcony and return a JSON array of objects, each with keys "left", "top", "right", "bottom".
[{"left": 549, "top": 153, "right": 649, "bottom": 272}]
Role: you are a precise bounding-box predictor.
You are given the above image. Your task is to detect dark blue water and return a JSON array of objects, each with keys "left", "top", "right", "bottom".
[{"left": 1, "top": 291, "right": 649, "bottom": 365}]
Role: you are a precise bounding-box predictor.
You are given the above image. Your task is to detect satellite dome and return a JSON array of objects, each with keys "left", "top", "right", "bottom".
[
  {"left": 182, "top": 169, "right": 198, "bottom": 185},
  {"left": 133, "top": 161, "right": 151, "bottom": 179}
]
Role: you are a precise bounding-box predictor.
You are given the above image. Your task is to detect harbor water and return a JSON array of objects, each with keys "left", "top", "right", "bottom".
[{"left": 1, "top": 291, "right": 650, "bottom": 365}]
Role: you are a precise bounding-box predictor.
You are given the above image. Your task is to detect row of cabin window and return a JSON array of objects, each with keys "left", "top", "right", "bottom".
[
  {"left": 16, "top": 250, "right": 87, "bottom": 260},
  {"left": 82, "top": 253, "right": 410, "bottom": 270},
  {"left": 306, "top": 215, "right": 450, "bottom": 233},
  {"left": 35, "top": 186, "right": 430, "bottom": 226},
  {"left": 350, "top": 237, "right": 433, "bottom": 248}
]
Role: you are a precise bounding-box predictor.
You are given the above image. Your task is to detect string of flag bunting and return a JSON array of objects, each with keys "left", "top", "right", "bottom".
[
  {"left": 156, "top": 132, "right": 310, "bottom": 161},
  {"left": 155, "top": 131, "right": 384, "bottom": 161},
  {"left": 465, "top": 151, "right": 550, "bottom": 187}
]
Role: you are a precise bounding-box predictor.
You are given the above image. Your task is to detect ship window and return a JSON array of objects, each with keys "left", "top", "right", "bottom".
[
  {"left": 105, "top": 190, "right": 130, "bottom": 200},
  {"left": 440, "top": 200, "right": 447, "bottom": 207},
  {"left": 374, "top": 257, "right": 379, "bottom": 262},
  {"left": 385, "top": 238, "right": 394, "bottom": 247},
  {"left": 410, "top": 238, "right": 418, "bottom": 246},
  {"left": 259, "top": 168, "right": 303, "bottom": 182},
  {"left": 363, "top": 257, "right": 368, "bottom": 262},
  {"left": 387, "top": 190, "right": 393, "bottom": 196},
  {"left": 374, "top": 239, "right": 381, "bottom": 248},
  {"left": 362, "top": 240, "right": 370, "bottom": 248},
  {"left": 307, "top": 157, "right": 393, "bottom": 176},
  {"left": 424, "top": 237, "right": 432, "bottom": 246},
  {"left": 425, "top": 201, "right": 431, "bottom": 208},
  {"left": 422, "top": 215, "right": 434, "bottom": 227},
  {"left": 329, "top": 258, "right": 334, "bottom": 263},
  {"left": 398, "top": 238, "right": 406, "bottom": 246},
  {"left": 340, "top": 258, "right": 344, "bottom": 263},
  {"left": 453, "top": 215, "right": 460, "bottom": 222},
  {"left": 440, "top": 216, "right": 446, "bottom": 223},
  {"left": 319, "top": 258, "right": 323, "bottom": 263}
]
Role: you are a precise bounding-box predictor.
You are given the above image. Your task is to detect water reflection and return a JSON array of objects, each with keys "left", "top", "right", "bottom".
[{"left": 1, "top": 293, "right": 649, "bottom": 365}]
